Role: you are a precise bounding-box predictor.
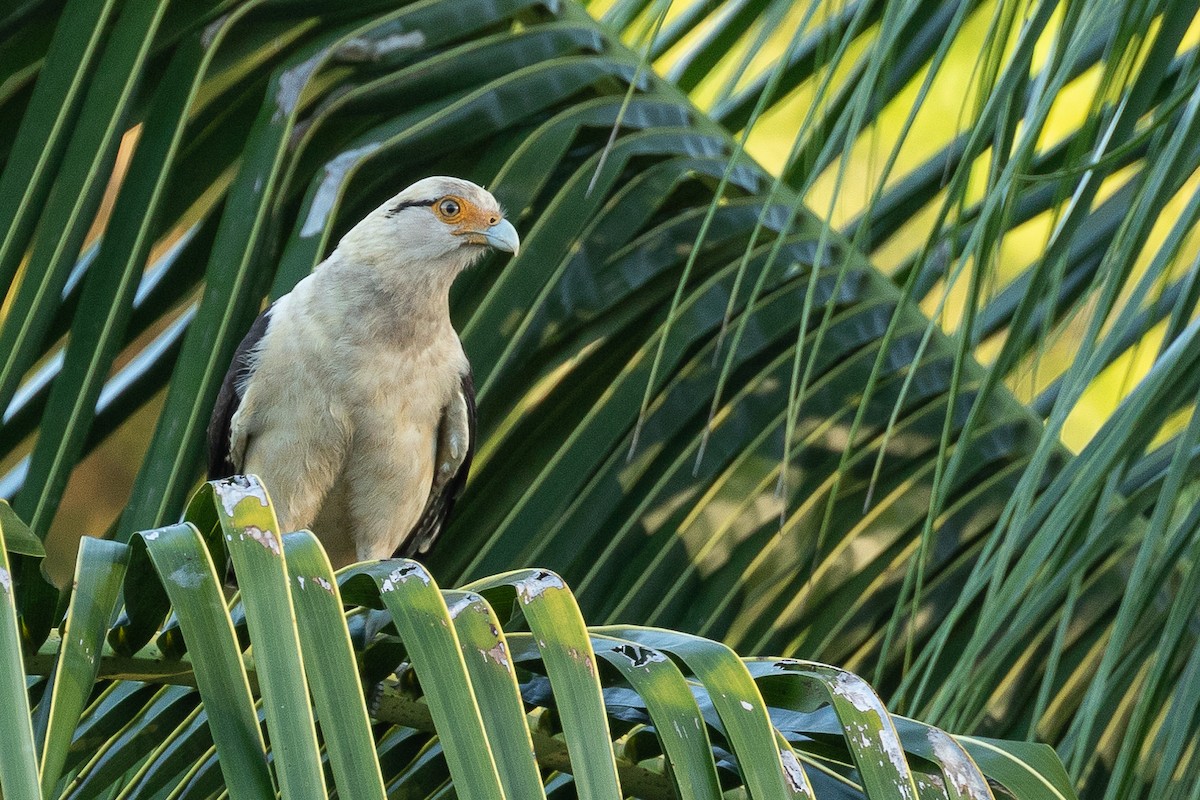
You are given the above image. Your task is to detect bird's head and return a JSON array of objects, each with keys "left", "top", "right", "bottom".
[{"left": 337, "top": 176, "right": 519, "bottom": 277}]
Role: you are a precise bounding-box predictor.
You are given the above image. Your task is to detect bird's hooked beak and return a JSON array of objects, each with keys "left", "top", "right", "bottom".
[{"left": 481, "top": 218, "right": 520, "bottom": 255}]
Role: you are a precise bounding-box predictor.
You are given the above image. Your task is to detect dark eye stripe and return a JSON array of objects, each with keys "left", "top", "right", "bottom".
[{"left": 385, "top": 198, "right": 436, "bottom": 216}]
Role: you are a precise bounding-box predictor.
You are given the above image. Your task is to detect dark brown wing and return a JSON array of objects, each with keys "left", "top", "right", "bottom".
[
  {"left": 396, "top": 369, "right": 476, "bottom": 558},
  {"left": 207, "top": 305, "right": 273, "bottom": 480}
]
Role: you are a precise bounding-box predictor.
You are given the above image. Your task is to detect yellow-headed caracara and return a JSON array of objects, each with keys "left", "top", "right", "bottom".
[{"left": 207, "top": 176, "right": 519, "bottom": 567}]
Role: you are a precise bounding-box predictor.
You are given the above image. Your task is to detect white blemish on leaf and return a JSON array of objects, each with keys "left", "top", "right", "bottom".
[
  {"left": 144, "top": 531, "right": 159, "bottom": 541},
  {"left": 381, "top": 563, "right": 430, "bottom": 592},
  {"left": 0, "top": 568, "right": 10, "bottom": 593},
  {"left": 335, "top": 31, "right": 426, "bottom": 62},
  {"left": 833, "top": 674, "right": 914, "bottom": 797},
  {"left": 740, "top": 700, "right": 754, "bottom": 711},
  {"left": 832, "top": 671, "right": 882, "bottom": 714},
  {"left": 241, "top": 525, "right": 281, "bottom": 556},
  {"left": 297, "top": 576, "right": 306, "bottom": 589},
  {"left": 201, "top": 15, "right": 229, "bottom": 49},
  {"left": 446, "top": 595, "right": 474, "bottom": 618},
  {"left": 214, "top": 476, "right": 270, "bottom": 517},
  {"left": 483, "top": 641, "right": 509, "bottom": 669},
  {"left": 927, "top": 729, "right": 990, "bottom": 798},
  {"left": 274, "top": 50, "right": 325, "bottom": 120},
  {"left": 300, "top": 143, "right": 382, "bottom": 237},
  {"left": 610, "top": 643, "right": 666, "bottom": 668},
  {"left": 314, "top": 576, "right": 333, "bottom": 594},
  {"left": 881, "top": 739, "right": 913, "bottom": 796},
  {"left": 169, "top": 565, "right": 204, "bottom": 589},
  {"left": 515, "top": 570, "right": 565, "bottom": 603},
  {"left": 779, "top": 748, "right": 809, "bottom": 795}
]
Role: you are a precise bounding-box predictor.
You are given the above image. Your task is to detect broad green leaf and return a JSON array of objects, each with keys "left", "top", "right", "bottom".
[
  {"left": 591, "top": 633, "right": 723, "bottom": 800},
  {"left": 0, "top": 499, "right": 40, "bottom": 799},
  {"left": 748, "top": 662, "right": 926, "bottom": 799},
  {"left": 467, "top": 570, "right": 624, "bottom": 800},
  {"left": 16, "top": 4, "right": 261, "bottom": 567},
  {"left": 282, "top": 530, "right": 386, "bottom": 800},
  {"left": 37, "top": 537, "right": 128, "bottom": 796},
  {"left": 340, "top": 560, "right": 508, "bottom": 800},
  {"left": 0, "top": 499, "right": 43, "bottom": 557},
  {"left": 58, "top": 681, "right": 159, "bottom": 782},
  {"left": 0, "top": 0, "right": 119, "bottom": 292},
  {"left": 0, "top": 0, "right": 171, "bottom": 428},
  {"left": 747, "top": 658, "right": 929, "bottom": 799},
  {"left": 600, "top": 625, "right": 808, "bottom": 800},
  {"left": 956, "top": 736, "right": 1077, "bottom": 800},
  {"left": 0, "top": 3, "right": 1190, "bottom": 797},
  {"left": 135, "top": 521, "right": 274, "bottom": 799},
  {"left": 442, "top": 589, "right": 546, "bottom": 800},
  {"left": 63, "top": 684, "right": 198, "bottom": 800},
  {"left": 209, "top": 476, "right": 324, "bottom": 799}
]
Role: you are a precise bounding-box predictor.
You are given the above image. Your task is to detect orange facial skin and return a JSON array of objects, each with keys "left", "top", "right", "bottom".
[{"left": 435, "top": 195, "right": 503, "bottom": 245}]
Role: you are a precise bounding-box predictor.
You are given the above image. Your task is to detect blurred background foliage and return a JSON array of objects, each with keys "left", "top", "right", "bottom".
[{"left": 2, "top": 0, "right": 1200, "bottom": 797}]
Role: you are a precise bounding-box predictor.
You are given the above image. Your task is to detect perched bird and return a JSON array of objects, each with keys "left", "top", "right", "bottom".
[{"left": 207, "top": 176, "right": 519, "bottom": 567}]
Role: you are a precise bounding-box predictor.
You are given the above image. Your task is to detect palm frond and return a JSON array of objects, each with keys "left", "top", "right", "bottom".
[
  {"left": 2, "top": 477, "right": 1067, "bottom": 799},
  {"left": 1, "top": 1, "right": 1197, "bottom": 797}
]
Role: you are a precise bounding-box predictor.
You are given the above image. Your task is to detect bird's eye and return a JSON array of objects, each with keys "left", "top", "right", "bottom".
[{"left": 438, "top": 198, "right": 461, "bottom": 219}]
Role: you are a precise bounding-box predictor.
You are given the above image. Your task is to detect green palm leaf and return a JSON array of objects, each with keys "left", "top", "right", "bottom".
[
  {"left": 2, "top": 1, "right": 1196, "bottom": 797},
  {"left": 4, "top": 480, "right": 1064, "bottom": 798}
]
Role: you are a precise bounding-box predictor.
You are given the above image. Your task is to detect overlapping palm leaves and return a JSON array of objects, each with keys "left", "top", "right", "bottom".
[
  {"left": 596, "top": 2, "right": 1200, "bottom": 796},
  {"left": 3, "top": 480, "right": 1071, "bottom": 797},
  {"left": 0, "top": 0, "right": 1194, "bottom": 797}
]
